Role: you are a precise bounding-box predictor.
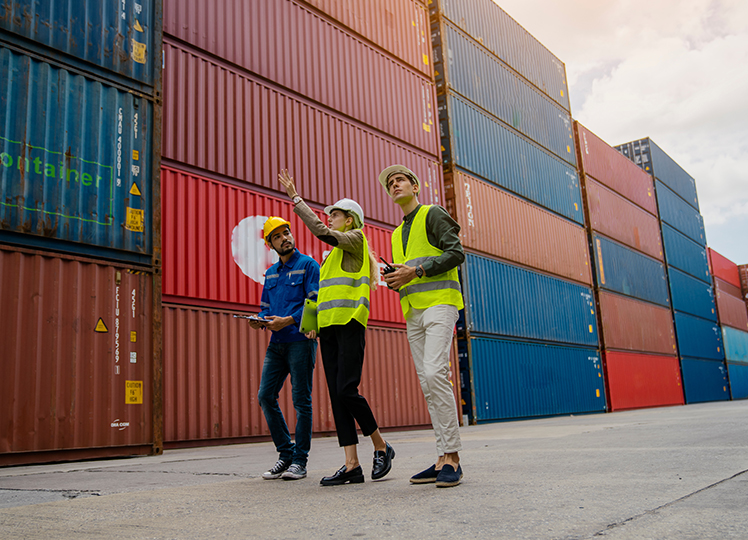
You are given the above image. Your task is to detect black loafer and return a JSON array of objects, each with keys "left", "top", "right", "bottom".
[
  {"left": 320, "top": 465, "right": 365, "bottom": 486},
  {"left": 372, "top": 442, "right": 395, "bottom": 480}
]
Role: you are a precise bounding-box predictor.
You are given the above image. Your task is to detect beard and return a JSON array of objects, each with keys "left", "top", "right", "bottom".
[{"left": 275, "top": 242, "right": 294, "bottom": 257}]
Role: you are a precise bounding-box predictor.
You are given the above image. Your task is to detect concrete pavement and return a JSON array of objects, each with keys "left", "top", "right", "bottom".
[{"left": 1, "top": 400, "right": 747, "bottom": 539}]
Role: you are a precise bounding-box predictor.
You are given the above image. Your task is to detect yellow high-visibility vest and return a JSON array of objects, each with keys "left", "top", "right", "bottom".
[
  {"left": 392, "top": 205, "right": 464, "bottom": 319},
  {"left": 318, "top": 233, "right": 371, "bottom": 328}
]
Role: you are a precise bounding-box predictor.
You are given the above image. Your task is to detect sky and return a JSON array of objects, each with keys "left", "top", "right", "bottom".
[{"left": 496, "top": 0, "right": 748, "bottom": 265}]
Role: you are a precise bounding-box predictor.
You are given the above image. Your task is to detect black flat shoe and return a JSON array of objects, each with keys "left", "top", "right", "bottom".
[
  {"left": 372, "top": 442, "right": 395, "bottom": 480},
  {"left": 320, "top": 465, "right": 365, "bottom": 486}
]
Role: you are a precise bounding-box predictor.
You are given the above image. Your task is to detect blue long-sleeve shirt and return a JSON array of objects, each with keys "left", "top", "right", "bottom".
[{"left": 258, "top": 249, "right": 320, "bottom": 343}]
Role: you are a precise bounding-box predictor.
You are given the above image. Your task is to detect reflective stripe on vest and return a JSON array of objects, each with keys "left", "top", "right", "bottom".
[
  {"left": 392, "top": 205, "right": 464, "bottom": 318},
  {"left": 318, "top": 233, "right": 371, "bottom": 328}
]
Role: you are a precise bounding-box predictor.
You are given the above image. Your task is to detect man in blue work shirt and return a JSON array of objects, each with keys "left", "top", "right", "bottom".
[{"left": 249, "top": 216, "right": 320, "bottom": 481}]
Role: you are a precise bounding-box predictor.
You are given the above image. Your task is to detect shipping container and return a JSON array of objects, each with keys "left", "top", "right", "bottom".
[
  {"left": 591, "top": 234, "right": 669, "bottom": 307},
  {"left": 673, "top": 312, "right": 724, "bottom": 361},
  {"left": 707, "top": 248, "right": 741, "bottom": 289},
  {"left": 0, "top": 46, "right": 156, "bottom": 265},
  {"left": 432, "top": 19, "right": 575, "bottom": 165},
  {"left": 165, "top": 0, "right": 432, "bottom": 79},
  {"left": 722, "top": 327, "right": 748, "bottom": 363},
  {"left": 161, "top": 166, "right": 404, "bottom": 326},
  {"left": 714, "top": 281, "right": 748, "bottom": 332},
  {"left": 616, "top": 138, "right": 699, "bottom": 211},
  {"left": 162, "top": 1, "right": 437, "bottom": 154},
  {"left": 655, "top": 180, "right": 706, "bottom": 246},
  {"left": 680, "top": 357, "right": 730, "bottom": 404},
  {"left": 444, "top": 171, "right": 592, "bottom": 286},
  {"left": 661, "top": 224, "right": 711, "bottom": 284},
  {"left": 602, "top": 351, "right": 683, "bottom": 411},
  {"left": 162, "top": 304, "right": 459, "bottom": 444},
  {"left": 574, "top": 122, "right": 657, "bottom": 215},
  {"left": 583, "top": 178, "right": 663, "bottom": 261},
  {"left": 470, "top": 337, "right": 605, "bottom": 421},
  {"left": 0, "top": 0, "right": 161, "bottom": 93},
  {"left": 429, "top": 0, "right": 571, "bottom": 111},
  {"left": 596, "top": 290, "right": 677, "bottom": 355},
  {"left": 740, "top": 265, "right": 748, "bottom": 301},
  {"left": 726, "top": 363, "right": 748, "bottom": 400},
  {"left": 161, "top": 40, "right": 442, "bottom": 229},
  {"left": 714, "top": 276, "right": 743, "bottom": 300},
  {"left": 463, "top": 253, "right": 599, "bottom": 347},
  {"left": 0, "top": 245, "right": 157, "bottom": 466},
  {"left": 667, "top": 267, "right": 718, "bottom": 322},
  {"left": 438, "top": 93, "right": 583, "bottom": 224}
]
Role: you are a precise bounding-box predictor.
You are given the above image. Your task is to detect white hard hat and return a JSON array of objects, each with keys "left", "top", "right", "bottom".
[
  {"left": 378, "top": 165, "right": 420, "bottom": 196},
  {"left": 324, "top": 198, "right": 365, "bottom": 229}
]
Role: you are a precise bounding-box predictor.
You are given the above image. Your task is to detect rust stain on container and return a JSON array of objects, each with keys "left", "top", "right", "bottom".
[{"left": 444, "top": 169, "right": 592, "bottom": 286}]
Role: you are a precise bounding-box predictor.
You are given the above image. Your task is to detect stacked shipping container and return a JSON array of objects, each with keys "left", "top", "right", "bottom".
[
  {"left": 0, "top": 1, "right": 163, "bottom": 465},
  {"left": 431, "top": 0, "right": 605, "bottom": 423},
  {"left": 160, "top": 0, "right": 458, "bottom": 446},
  {"left": 574, "top": 122, "right": 683, "bottom": 411},
  {"left": 616, "top": 138, "right": 729, "bottom": 403}
]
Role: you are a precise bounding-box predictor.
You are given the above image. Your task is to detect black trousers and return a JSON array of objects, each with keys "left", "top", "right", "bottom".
[{"left": 318, "top": 320, "right": 378, "bottom": 447}]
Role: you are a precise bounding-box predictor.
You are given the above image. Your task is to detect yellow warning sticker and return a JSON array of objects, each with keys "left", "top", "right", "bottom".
[
  {"left": 561, "top": 90, "right": 564, "bottom": 97},
  {"left": 130, "top": 183, "right": 142, "bottom": 197},
  {"left": 134, "top": 20, "right": 144, "bottom": 32},
  {"left": 423, "top": 53, "right": 429, "bottom": 66},
  {"left": 95, "top": 318, "right": 108, "bottom": 333},
  {"left": 596, "top": 389, "right": 600, "bottom": 397},
  {"left": 126, "top": 380, "right": 143, "bottom": 404},
  {"left": 423, "top": 123, "right": 431, "bottom": 133},
  {"left": 589, "top": 325, "right": 593, "bottom": 333},
  {"left": 132, "top": 150, "right": 140, "bottom": 161},
  {"left": 126, "top": 207, "right": 144, "bottom": 232},
  {"left": 130, "top": 331, "right": 137, "bottom": 343},
  {"left": 567, "top": 145, "right": 571, "bottom": 153},
  {"left": 131, "top": 40, "right": 147, "bottom": 64}
]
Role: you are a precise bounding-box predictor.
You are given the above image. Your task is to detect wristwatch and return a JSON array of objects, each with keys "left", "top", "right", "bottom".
[
  {"left": 292, "top": 195, "right": 303, "bottom": 206},
  {"left": 415, "top": 265, "right": 424, "bottom": 278}
]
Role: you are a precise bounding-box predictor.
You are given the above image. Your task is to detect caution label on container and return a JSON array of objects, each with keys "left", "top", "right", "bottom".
[
  {"left": 131, "top": 40, "right": 147, "bottom": 64},
  {"left": 95, "top": 318, "right": 109, "bottom": 333},
  {"left": 126, "top": 380, "right": 143, "bottom": 404},
  {"left": 126, "top": 207, "right": 144, "bottom": 232}
]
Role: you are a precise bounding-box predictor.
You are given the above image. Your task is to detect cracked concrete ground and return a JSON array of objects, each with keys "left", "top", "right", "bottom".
[{"left": 1, "top": 400, "right": 746, "bottom": 539}]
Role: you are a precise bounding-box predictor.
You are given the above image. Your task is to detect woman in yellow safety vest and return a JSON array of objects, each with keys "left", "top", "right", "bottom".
[{"left": 278, "top": 169, "right": 395, "bottom": 486}]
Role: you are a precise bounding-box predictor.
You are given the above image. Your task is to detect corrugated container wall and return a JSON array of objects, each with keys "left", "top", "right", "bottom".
[
  {"left": 162, "top": 304, "right": 459, "bottom": 444},
  {"left": 655, "top": 180, "right": 706, "bottom": 246},
  {"left": 668, "top": 267, "right": 718, "bottom": 322},
  {"left": 661, "top": 224, "right": 711, "bottom": 284},
  {"left": 603, "top": 351, "right": 683, "bottom": 411},
  {"left": 722, "top": 327, "right": 748, "bottom": 363},
  {"left": 673, "top": 312, "right": 724, "bottom": 361},
  {"left": 715, "top": 282, "right": 748, "bottom": 332},
  {"left": 739, "top": 265, "right": 748, "bottom": 306},
  {"left": 727, "top": 363, "right": 748, "bottom": 400},
  {"left": 0, "top": 246, "right": 155, "bottom": 465},
  {"left": 161, "top": 39, "right": 442, "bottom": 229},
  {"left": 0, "top": 47, "right": 155, "bottom": 265},
  {"left": 680, "top": 358, "right": 730, "bottom": 404},
  {"left": 162, "top": 0, "right": 437, "bottom": 154},
  {"left": 161, "top": 166, "right": 404, "bottom": 325},
  {"left": 708, "top": 248, "right": 741, "bottom": 289},
  {"left": 444, "top": 170, "right": 592, "bottom": 286}
]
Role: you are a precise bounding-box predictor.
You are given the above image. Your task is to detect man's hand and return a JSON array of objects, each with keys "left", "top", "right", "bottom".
[
  {"left": 382, "top": 264, "right": 419, "bottom": 291},
  {"left": 248, "top": 319, "right": 265, "bottom": 330},
  {"left": 305, "top": 330, "right": 317, "bottom": 340},
  {"left": 264, "top": 315, "right": 294, "bottom": 332},
  {"left": 278, "top": 169, "right": 298, "bottom": 199}
]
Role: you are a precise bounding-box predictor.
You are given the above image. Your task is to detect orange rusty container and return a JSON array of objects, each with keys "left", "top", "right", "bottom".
[
  {"left": 444, "top": 169, "right": 592, "bottom": 286},
  {"left": 162, "top": 303, "right": 460, "bottom": 446}
]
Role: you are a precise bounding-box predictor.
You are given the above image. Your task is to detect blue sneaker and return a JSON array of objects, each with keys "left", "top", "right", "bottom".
[{"left": 435, "top": 464, "right": 463, "bottom": 488}]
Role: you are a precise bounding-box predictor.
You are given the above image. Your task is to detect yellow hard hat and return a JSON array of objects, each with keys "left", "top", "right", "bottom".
[{"left": 263, "top": 216, "right": 291, "bottom": 245}]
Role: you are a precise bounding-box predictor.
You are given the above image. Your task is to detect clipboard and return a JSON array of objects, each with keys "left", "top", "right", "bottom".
[{"left": 299, "top": 299, "right": 318, "bottom": 334}]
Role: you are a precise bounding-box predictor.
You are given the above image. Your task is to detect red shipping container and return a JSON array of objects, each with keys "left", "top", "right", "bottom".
[
  {"left": 161, "top": 40, "right": 443, "bottom": 229},
  {"left": 603, "top": 351, "right": 684, "bottom": 411},
  {"left": 164, "top": 0, "right": 433, "bottom": 80},
  {"left": 0, "top": 246, "right": 156, "bottom": 466},
  {"left": 714, "top": 275, "right": 743, "bottom": 299},
  {"left": 444, "top": 170, "right": 592, "bottom": 286},
  {"left": 740, "top": 265, "right": 748, "bottom": 307},
  {"left": 162, "top": 304, "right": 460, "bottom": 445},
  {"left": 707, "top": 248, "right": 741, "bottom": 289},
  {"left": 597, "top": 290, "right": 677, "bottom": 355},
  {"left": 584, "top": 177, "right": 664, "bottom": 261},
  {"left": 161, "top": 166, "right": 404, "bottom": 326},
  {"left": 162, "top": 0, "right": 437, "bottom": 155},
  {"left": 714, "top": 278, "right": 748, "bottom": 332},
  {"left": 574, "top": 121, "right": 657, "bottom": 215}
]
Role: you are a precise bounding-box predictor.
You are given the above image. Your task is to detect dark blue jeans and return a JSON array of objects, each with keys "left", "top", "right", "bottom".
[{"left": 257, "top": 339, "right": 317, "bottom": 466}]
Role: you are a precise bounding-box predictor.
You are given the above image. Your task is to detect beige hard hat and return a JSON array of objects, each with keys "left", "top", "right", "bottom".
[
  {"left": 377, "top": 165, "right": 420, "bottom": 196},
  {"left": 324, "top": 198, "right": 365, "bottom": 229}
]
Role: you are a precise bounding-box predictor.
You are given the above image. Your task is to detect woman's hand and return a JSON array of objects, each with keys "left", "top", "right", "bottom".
[
  {"left": 305, "top": 330, "right": 317, "bottom": 340},
  {"left": 278, "top": 169, "right": 299, "bottom": 199}
]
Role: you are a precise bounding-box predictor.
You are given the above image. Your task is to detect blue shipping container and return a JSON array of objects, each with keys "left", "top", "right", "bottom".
[
  {"left": 471, "top": 337, "right": 606, "bottom": 421},
  {"left": 668, "top": 267, "right": 717, "bottom": 322},
  {"left": 726, "top": 363, "right": 748, "bottom": 400},
  {"left": 432, "top": 20, "right": 575, "bottom": 166},
  {"left": 722, "top": 326, "right": 748, "bottom": 363},
  {"left": 592, "top": 234, "right": 669, "bottom": 307},
  {"left": 429, "top": 0, "right": 570, "bottom": 111},
  {"left": 655, "top": 180, "right": 705, "bottom": 246},
  {"left": 615, "top": 138, "right": 699, "bottom": 211},
  {"left": 680, "top": 357, "right": 730, "bottom": 404},
  {"left": 673, "top": 312, "right": 724, "bottom": 361},
  {"left": 464, "top": 252, "right": 599, "bottom": 347},
  {"left": 0, "top": 47, "right": 154, "bottom": 263},
  {"left": 661, "top": 224, "right": 711, "bottom": 284},
  {"left": 439, "top": 92, "right": 583, "bottom": 224},
  {"left": 0, "top": 0, "right": 160, "bottom": 93}
]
